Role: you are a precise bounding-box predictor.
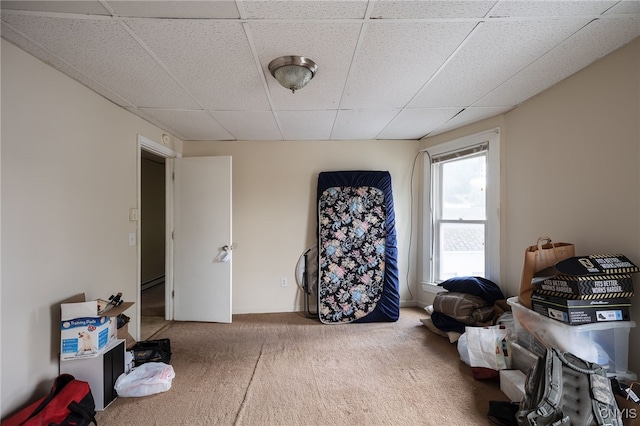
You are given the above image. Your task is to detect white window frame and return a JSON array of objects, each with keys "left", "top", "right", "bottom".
[{"left": 421, "top": 129, "right": 501, "bottom": 292}]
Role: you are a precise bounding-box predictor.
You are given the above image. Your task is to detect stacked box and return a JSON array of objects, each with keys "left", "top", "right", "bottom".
[
  {"left": 531, "top": 254, "right": 636, "bottom": 325},
  {"left": 552, "top": 254, "right": 639, "bottom": 276},
  {"left": 532, "top": 273, "right": 634, "bottom": 300},
  {"left": 60, "top": 293, "right": 134, "bottom": 360},
  {"left": 531, "top": 293, "right": 631, "bottom": 325}
]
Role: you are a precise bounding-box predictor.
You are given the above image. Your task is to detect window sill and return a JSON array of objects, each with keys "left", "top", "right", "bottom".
[{"left": 421, "top": 283, "right": 448, "bottom": 294}]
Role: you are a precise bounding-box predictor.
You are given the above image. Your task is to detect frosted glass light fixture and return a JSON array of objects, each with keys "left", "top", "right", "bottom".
[{"left": 268, "top": 56, "right": 317, "bottom": 93}]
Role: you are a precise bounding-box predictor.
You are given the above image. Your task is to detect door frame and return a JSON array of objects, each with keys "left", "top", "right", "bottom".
[{"left": 136, "top": 134, "right": 181, "bottom": 339}]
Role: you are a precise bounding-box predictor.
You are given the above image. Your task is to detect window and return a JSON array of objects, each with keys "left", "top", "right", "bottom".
[{"left": 422, "top": 130, "right": 500, "bottom": 289}]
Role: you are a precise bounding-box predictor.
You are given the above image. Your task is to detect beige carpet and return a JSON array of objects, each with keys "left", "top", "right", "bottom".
[{"left": 96, "top": 307, "right": 508, "bottom": 425}]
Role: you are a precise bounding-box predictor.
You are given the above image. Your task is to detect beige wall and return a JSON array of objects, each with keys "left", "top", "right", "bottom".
[
  {"left": 183, "top": 139, "right": 420, "bottom": 314},
  {"left": 0, "top": 40, "right": 172, "bottom": 415},
  {"left": 420, "top": 38, "right": 640, "bottom": 373}
]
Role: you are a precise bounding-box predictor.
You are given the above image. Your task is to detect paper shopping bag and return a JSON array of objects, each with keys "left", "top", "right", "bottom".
[{"left": 518, "top": 236, "right": 575, "bottom": 309}]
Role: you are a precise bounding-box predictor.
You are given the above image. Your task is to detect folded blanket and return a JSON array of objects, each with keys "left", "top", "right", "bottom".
[
  {"left": 420, "top": 310, "right": 462, "bottom": 343},
  {"left": 433, "top": 292, "right": 495, "bottom": 325},
  {"left": 430, "top": 311, "right": 467, "bottom": 333}
]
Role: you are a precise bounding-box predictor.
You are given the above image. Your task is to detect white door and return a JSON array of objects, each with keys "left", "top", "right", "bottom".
[{"left": 173, "top": 156, "right": 232, "bottom": 323}]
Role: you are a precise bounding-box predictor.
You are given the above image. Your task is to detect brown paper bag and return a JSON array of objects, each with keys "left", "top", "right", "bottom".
[{"left": 518, "top": 236, "right": 575, "bottom": 309}]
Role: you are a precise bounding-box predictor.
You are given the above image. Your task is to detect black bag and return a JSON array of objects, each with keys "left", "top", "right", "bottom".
[
  {"left": 516, "top": 348, "right": 622, "bottom": 425},
  {"left": 1, "top": 374, "right": 97, "bottom": 426},
  {"left": 131, "top": 338, "right": 171, "bottom": 366}
]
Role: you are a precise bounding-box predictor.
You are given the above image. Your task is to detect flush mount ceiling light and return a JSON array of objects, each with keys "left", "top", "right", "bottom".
[{"left": 268, "top": 55, "right": 317, "bottom": 94}]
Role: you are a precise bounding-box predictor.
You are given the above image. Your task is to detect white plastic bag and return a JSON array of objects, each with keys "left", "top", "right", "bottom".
[
  {"left": 457, "top": 332, "right": 470, "bottom": 366},
  {"left": 465, "top": 325, "right": 512, "bottom": 371},
  {"left": 114, "top": 362, "right": 175, "bottom": 397}
]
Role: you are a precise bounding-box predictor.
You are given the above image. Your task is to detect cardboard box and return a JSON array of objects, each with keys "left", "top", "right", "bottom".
[
  {"left": 117, "top": 323, "right": 136, "bottom": 349},
  {"left": 531, "top": 293, "right": 631, "bottom": 325},
  {"left": 60, "top": 293, "right": 133, "bottom": 360},
  {"left": 532, "top": 270, "right": 634, "bottom": 299},
  {"left": 554, "top": 254, "right": 639, "bottom": 276}
]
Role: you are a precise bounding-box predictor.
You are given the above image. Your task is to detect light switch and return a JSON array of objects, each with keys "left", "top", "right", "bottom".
[
  {"left": 129, "top": 208, "right": 139, "bottom": 221},
  {"left": 128, "top": 233, "right": 136, "bottom": 246}
]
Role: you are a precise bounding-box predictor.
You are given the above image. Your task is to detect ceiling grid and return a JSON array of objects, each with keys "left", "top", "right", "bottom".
[{"left": 1, "top": 0, "right": 638, "bottom": 141}]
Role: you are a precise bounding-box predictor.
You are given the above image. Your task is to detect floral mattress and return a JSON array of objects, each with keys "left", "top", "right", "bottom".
[{"left": 317, "top": 171, "right": 400, "bottom": 324}]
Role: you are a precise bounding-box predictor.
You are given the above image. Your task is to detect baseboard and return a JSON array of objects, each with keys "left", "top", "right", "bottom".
[{"left": 233, "top": 300, "right": 422, "bottom": 315}]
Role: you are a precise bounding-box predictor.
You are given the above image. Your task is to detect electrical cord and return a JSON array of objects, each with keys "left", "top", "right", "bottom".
[
  {"left": 406, "top": 148, "right": 433, "bottom": 301},
  {"left": 406, "top": 150, "right": 422, "bottom": 300}
]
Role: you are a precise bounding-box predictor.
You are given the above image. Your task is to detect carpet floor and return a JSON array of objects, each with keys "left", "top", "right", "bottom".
[{"left": 96, "top": 307, "right": 508, "bottom": 425}]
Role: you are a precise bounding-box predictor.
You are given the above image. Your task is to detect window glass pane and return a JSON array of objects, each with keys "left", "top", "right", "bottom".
[
  {"left": 438, "top": 223, "right": 485, "bottom": 281},
  {"left": 441, "top": 155, "right": 486, "bottom": 220}
]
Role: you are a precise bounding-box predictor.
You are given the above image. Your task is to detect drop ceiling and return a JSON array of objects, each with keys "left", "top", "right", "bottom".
[{"left": 2, "top": 1, "right": 639, "bottom": 141}]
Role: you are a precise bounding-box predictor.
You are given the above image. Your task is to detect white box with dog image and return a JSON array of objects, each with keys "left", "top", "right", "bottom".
[{"left": 60, "top": 293, "right": 133, "bottom": 361}]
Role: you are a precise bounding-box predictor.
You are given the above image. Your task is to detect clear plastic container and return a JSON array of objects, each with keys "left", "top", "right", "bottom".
[{"left": 507, "top": 297, "right": 635, "bottom": 375}]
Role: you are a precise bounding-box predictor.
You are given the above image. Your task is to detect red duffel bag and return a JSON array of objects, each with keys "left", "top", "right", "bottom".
[{"left": 2, "top": 374, "right": 97, "bottom": 426}]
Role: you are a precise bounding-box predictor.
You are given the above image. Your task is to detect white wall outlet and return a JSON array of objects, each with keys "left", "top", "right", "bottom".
[
  {"left": 281, "top": 277, "right": 287, "bottom": 287},
  {"left": 128, "top": 232, "right": 136, "bottom": 246}
]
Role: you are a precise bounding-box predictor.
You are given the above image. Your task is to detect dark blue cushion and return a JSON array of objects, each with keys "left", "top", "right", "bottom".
[{"left": 439, "top": 276, "right": 504, "bottom": 304}]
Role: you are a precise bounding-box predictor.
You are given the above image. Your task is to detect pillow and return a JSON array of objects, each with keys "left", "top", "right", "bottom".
[
  {"left": 420, "top": 317, "right": 462, "bottom": 343},
  {"left": 439, "top": 276, "right": 504, "bottom": 304}
]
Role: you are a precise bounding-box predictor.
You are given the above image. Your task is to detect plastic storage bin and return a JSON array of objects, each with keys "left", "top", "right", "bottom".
[{"left": 507, "top": 297, "right": 635, "bottom": 375}]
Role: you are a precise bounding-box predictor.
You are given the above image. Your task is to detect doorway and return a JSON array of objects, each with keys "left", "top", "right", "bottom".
[
  {"left": 135, "top": 136, "right": 233, "bottom": 337},
  {"left": 140, "top": 150, "right": 170, "bottom": 340},
  {"left": 136, "top": 134, "right": 178, "bottom": 342}
]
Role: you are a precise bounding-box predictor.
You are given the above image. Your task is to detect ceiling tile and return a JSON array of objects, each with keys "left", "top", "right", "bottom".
[
  {"left": 212, "top": 111, "right": 282, "bottom": 140},
  {"left": 126, "top": 107, "right": 185, "bottom": 137},
  {"left": 371, "top": 1, "right": 495, "bottom": 19},
  {"left": 377, "top": 108, "right": 461, "bottom": 140},
  {"left": 107, "top": 1, "right": 240, "bottom": 18},
  {"left": 250, "top": 22, "right": 361, "bottom": 110},
  {"left": 475, "top": 16, "right": 640, "bottom": 107},
  {"left": 604, "top": 1, "right": 640, "bottom": 14},
  {"left": 489, "top": 1, "right": 617, "bottom": 17},
  {"left": 277, "top": 111, "right": 337, "bottom": 140},
  {"left": 139, "top": 109, "right": 234, "bottom": 141},
  {"left": 428, "top": 107, "right": 512, "bottom": 137},
  {"left": 125, "top": 19, "right": 269, "bottom": 110},
  {"left": 341, "top": 21, "right": 477, "bottom": 109},
  {"left": 0, "top": 21, "right": 135, "bottom": 107},
  {"left": 0, "top": 1, "right": 109, "bottom": 15},
  {"left": 409, "top": 18, "right": 591, "bottom": 108},
  {"left": 2, "top": 0, "right": 637, "bottom": 142},
  {"left": 242, "top": 0, "right": 367, "bottom": 19},
  {"left": 2, "top": 14, "right": 200, "bottom": 109},
  {"left": 331, "top": 109, "right": 401, "bottom": 140}
]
